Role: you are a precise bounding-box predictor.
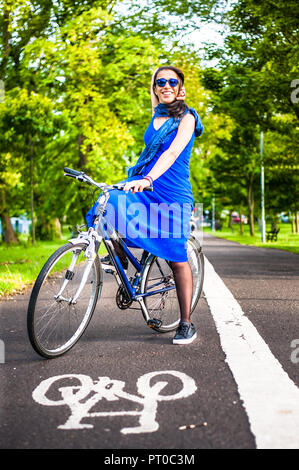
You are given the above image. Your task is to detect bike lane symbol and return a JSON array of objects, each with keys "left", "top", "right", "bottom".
[{"left": 32, "top": 370, "right": 197, "bottom": 434}]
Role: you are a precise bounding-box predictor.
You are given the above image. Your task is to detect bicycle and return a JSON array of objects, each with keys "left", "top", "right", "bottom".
[{"left": 27, "top": 168, "right": 205, "bottom": 358}]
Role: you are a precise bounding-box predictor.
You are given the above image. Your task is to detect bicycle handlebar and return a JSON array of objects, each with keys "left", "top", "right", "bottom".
[
  {"left": 63, "top": 167, "right": 153, "bottom": 192},
  {"left": 64, "top": 167, "right": 81, "bottom": 177}
]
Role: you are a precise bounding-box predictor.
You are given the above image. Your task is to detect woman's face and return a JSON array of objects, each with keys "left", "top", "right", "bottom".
[{"left": 154, "top": 69, "right": 180, "bottom": 104}]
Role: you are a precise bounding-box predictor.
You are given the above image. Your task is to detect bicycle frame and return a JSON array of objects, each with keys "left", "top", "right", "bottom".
[
  {"left": 64, "top": 171, "right": 176, "bottom": 321},
  {"left": 100, "top": 221, "right": 175, "bottom": 302},
  {"left": 95, "top": 201, "right": 176, "bottom": 307}
]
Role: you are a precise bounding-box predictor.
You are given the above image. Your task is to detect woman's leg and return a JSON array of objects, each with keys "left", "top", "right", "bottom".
[
  {"left": 169, "top": 261, "right": 193, "bottom": 323},
  {"left": 111, "top": 239, "right": 127, "bottom": 264},
  {"left": 101, "top": 239, "right": 128, "bottom": 269}
]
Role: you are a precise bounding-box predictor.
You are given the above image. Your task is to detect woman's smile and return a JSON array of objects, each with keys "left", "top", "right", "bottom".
[{"left": 161, "top": 90, "right": 174, "bottom": 97}]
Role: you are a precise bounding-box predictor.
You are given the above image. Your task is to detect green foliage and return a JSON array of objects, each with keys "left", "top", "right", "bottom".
[
  {"left": 0, "top": 0, "right": 297, "bottom": 245},
  {"left": 201, "top": 0, "right": 299, "bottom": 229},
  {"left": 0, "top": 236, "right": 107, "bottom": 297},
  {"left": 0, "top": 1, "right": 162, "bottom": 233}
]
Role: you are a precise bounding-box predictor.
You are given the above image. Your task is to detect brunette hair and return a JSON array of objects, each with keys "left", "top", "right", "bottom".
[{"left": 152, "top": 65, "right": 188, "bottom": 120}]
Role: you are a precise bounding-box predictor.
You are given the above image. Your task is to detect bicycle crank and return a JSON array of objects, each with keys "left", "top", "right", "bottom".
[{"left": 116, "top": 285, "right": 133, "bottom": 310}]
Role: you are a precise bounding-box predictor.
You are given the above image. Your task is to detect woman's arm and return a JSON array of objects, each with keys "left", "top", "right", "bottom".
[
  {"left": 124, "top": 113, "right": 195, "bottom": 193},
  {"left": 146, "top": 113, "right": 195, "bottom": 181}
]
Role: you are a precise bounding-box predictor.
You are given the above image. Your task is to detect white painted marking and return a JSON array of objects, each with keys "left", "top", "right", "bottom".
[
  {"left": 203, "top": 256, "right": 299, "bottom": 449},
  {"left": 32, "top": 370, "right": 197, "bottom": 434}
]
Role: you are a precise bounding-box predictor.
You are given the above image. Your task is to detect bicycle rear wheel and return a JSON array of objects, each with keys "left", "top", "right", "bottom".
[
  {"left": 27, "top": 242, "right": 102, "bottom": 358},
  {"left": 188, "top": 234, "right": 204, "bottom": 311},
  {"left": 140, "top": 237, "right": 204, "bottom": 332}
]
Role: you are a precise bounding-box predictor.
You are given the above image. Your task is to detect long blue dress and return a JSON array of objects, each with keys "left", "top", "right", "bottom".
[{"left": 87, "top": 112, "right": 196, "bottom": 262}]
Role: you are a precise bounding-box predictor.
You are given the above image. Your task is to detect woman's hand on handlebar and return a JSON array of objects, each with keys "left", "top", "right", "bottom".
[{"left": 123, "top": 178, "right": 151, "bottom": 194}]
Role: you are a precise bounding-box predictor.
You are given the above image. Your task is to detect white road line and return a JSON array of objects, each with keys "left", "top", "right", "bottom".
[{"left": 203, "top": 256, "right": 299, "bottom": 449}]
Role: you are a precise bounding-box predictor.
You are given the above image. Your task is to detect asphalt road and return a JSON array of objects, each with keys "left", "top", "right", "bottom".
[{"left": 0, "top": 233, "right": 298, "bottom": 452}]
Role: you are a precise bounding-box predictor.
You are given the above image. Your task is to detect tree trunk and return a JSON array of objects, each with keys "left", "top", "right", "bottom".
[
  {"left": 0, "top": 7, "right": 10, "bottom": 80},
  {"left": 78, "top": 134, "right": 89, "bottom": 169},
  {"left": 239, "top": 204, "right": 244, "bottom": 235},
  {"left": 228, "top": 210, "right": 234, "bottom": 231},
  {"left": 29, "top": 139, "right": 36, "bottom": 244},
  {"left": 35, "top": 216, "right": 62, "bottom": 240},
  {"left": 53, "top": 217, "right": 62, "bottom": 239},
  {"left": 296, "top": 211, "right": 299, "bottom": 234},
  {"left": 0, "top": 189, "right": 18, "bottom": 243},
  {"left": 291, "top": 212, "right": 296, "bottom": 233},
  {"left": 78, "top": 133, "right": 92, "bottom": 221},
  {"left": 247, "top": 177, "right": 255, "bottom": 236}
]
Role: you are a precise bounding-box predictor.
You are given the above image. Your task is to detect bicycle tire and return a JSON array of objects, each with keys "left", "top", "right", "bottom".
[
  {"left": 188, "top": 234, "right": 205, "bottom": 312},
  {"left": 140, "top": 237, "right": 204, "bottom": 332},
  {"left": 27, "top": 242, "right": 102, "bottom": 358}
]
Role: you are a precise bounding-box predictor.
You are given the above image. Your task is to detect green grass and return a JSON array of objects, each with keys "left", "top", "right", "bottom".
[
  {"left": 204, "top": 222, "right": 299, "bottom": 254},
  {"left": 0, "top": 234, "right": 107, "bottom": 298},
  {"left": 1, "top": 222, "right": 297, "bottom": 298},
  {"left": 0, "top": 239, "right": 66, "bottom": 298}
]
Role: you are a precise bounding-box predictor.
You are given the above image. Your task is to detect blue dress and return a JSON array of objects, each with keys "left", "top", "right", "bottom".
[{"left": 88, "top": 113, "right": 196, "bottom": 262}]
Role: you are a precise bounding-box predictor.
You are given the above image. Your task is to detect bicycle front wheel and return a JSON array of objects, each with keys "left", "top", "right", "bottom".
[
  {"left": 27, "top": 242, "right": 102, "bottom": 358},
  {"left": 140, "top": 237, "right": 204, "bottom": 332}
]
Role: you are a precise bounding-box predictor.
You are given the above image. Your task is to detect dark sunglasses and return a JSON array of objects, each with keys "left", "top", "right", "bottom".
[{"left": 155, "top": 78, "right": 179, "bottom": 88}]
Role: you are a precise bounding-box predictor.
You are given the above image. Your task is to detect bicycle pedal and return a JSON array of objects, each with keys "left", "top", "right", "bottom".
[{"left": 147, "top": 318, "right": 162, "bottom": 329}]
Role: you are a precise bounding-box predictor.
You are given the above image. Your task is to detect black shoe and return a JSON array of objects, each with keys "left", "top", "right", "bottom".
[
  {"left": 173, "top": 321, "right": 197, "bottom": 345},
  {"left": 100, "top": 254, "right": 128, "bottom": 270}
]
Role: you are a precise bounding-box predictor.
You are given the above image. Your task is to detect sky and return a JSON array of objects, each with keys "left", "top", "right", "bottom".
[
  {"left": 115, "top": 0, "right": 227, "bottom": 66},
  {"left": 181, "top": 21, "right": 226, "bottom": 66}
]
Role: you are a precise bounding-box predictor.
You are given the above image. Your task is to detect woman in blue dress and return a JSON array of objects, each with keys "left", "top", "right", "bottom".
[{"left": 88, "top": 65, "right": 203, "bottom": 344}]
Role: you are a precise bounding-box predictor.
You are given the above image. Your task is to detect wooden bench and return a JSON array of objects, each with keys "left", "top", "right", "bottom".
[{"left": 266, "top": 228, "right": 280, "bottom": 242}]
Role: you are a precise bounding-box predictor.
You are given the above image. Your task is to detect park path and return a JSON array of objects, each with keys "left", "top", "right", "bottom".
[{"left": 0, "top": 233, "right": 298, "bottom": 450}]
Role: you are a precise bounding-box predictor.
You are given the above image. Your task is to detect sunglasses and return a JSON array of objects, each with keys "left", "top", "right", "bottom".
[{"left": 155, "top": 78, "right": 179, "bottom": 88}]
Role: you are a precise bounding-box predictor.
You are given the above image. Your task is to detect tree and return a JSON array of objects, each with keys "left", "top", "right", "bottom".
[
  {"left": 1, "top": 1, "right": 166, "bottom": 239},
  {"left": 0, "top": 152, "right": 21, "bottom": 243},
  {"left": 0, "top": 88, "right": 60, "bottom": 242},
  {"left": 21, "top": 5, "right": 163, "bottom": 224}
]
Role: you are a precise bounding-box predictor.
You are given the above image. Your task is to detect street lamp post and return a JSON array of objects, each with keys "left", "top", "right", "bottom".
[
  {"left": 212, "top": 194, "right": 215, "bottom": 232},
  {"left": 260, "top": 131, "right": 266, "bottom": 243}
]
